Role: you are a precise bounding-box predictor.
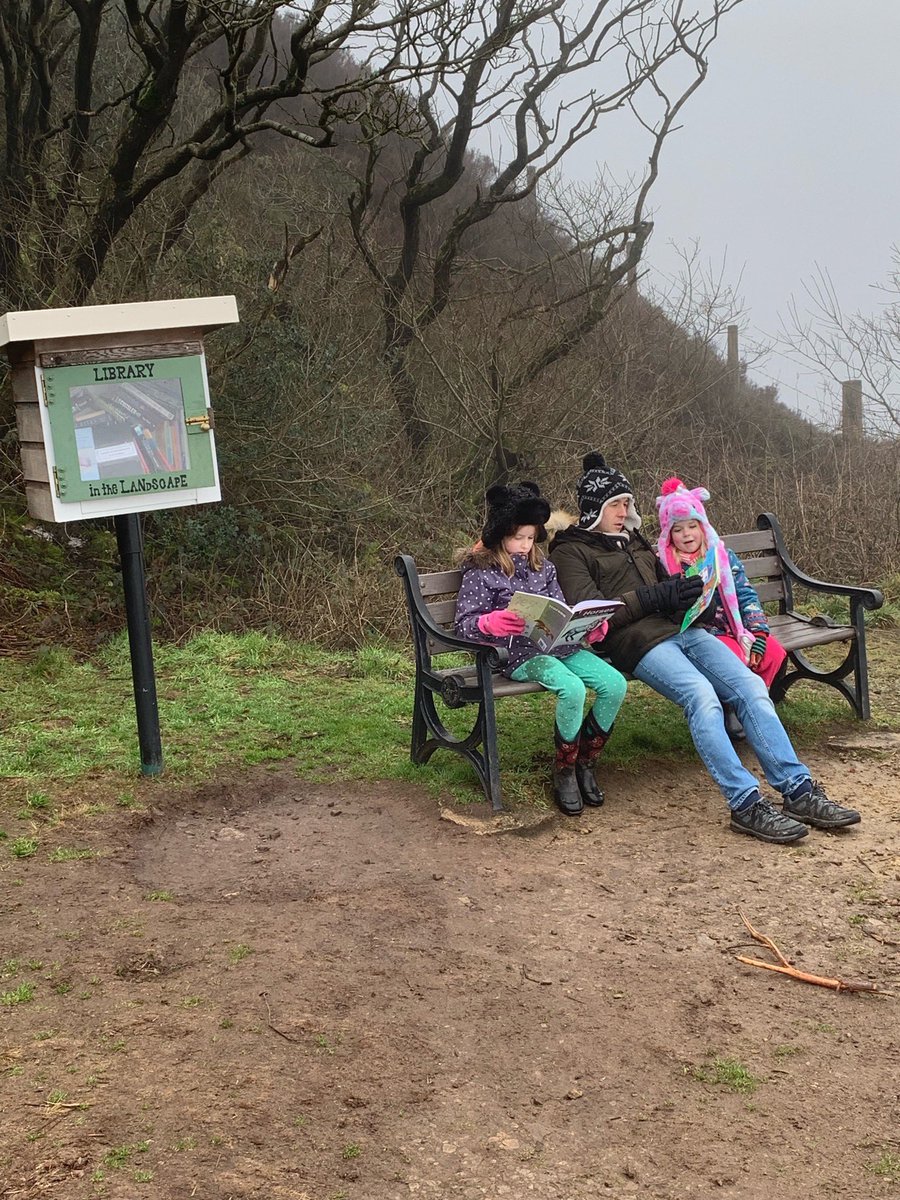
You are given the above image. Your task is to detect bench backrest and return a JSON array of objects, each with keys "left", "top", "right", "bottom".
[
  {"left": 722, "top": 529, "right": 785, "bottom": 604},
  {"left": 414, "top": 527, "right": 786, "bottom": 647}
]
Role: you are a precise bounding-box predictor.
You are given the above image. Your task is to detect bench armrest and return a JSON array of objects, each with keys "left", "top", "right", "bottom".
[
  {"left": 423, "top": 628, "right": 510, "bottom": 671},
  {"left": 757, "top": 514, "right": 884, "bottom": 611},
  {"left": 394, "top": 553, "right": 509, "bottom": 671}
]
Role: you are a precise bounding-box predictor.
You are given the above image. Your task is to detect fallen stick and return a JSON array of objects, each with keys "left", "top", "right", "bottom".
[
  {"left": 735, "top": 955, "right": 880, "bottom": 993},
  {"left": 736, "top": 910, "right": 881, "bottom": 994},
  {"left": 259, "top": 990, "right": 301, "bottom": 1042}
]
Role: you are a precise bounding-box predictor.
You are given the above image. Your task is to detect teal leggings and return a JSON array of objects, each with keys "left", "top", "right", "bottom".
[{"left": 510, "top": 649, "right": 627, "bottom": 742}]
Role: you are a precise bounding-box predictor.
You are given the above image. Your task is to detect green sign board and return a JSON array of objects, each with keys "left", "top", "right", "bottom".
[{"left": 42, "top": 353, "right": 217, "bottom": 503}]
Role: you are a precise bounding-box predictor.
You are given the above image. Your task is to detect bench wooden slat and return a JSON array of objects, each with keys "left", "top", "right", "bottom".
[
  {"left": 425, "top": 634, "right": 466, "bottom": 656},
  {"left": 420, "top": 570, "right": 463, "bottom": 598},
  {"left": 426, "top": 599, "right": 457, "bottom": 626},
  {"left": 723, "top": 530, "right": 776, "bottom": 553},
  {"left": 768, "top": 613, "right": 853, "bottom": 650},
  {"left": 738, "top": 554, "right": 782, "bottom": 579},
  {"left": 754, "top": 580, "right": 785, "bottom": 603}
]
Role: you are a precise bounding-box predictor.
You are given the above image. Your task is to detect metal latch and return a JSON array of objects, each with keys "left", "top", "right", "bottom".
[{"left": 184, "top": 410, "right": 214, "bottom": 432}]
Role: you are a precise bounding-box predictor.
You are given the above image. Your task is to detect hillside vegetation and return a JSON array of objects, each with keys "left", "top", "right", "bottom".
[{"left": 0, "top": 2, "right": 896, "bottom": 652}]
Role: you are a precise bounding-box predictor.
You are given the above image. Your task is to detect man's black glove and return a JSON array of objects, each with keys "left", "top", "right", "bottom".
[
  {"left": 635, "top": 575, "right": 703, "bottom": 616},
  {"left": 674, "top": 573, "right": 705, "bottom": 618}
]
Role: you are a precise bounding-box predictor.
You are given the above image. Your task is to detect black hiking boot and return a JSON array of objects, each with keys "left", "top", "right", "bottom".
[
  {"left": 730, "top": 797, "right": 808, "bottom": 845},
  {"left": 553, "top": 728, "right": 583, "bottom": 816},
  {"left": 783, "top": 781, "right": 861, "bottom": 830}
]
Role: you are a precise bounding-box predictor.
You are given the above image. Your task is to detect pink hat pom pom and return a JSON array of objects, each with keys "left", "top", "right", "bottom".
[{"left": 660, "top": 476, "right": 685, "bottom": 496}]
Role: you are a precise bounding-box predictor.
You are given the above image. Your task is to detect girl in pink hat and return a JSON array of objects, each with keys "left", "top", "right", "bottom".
[{"left": 655, "top": 477, "right": 787, "bottom": 689}]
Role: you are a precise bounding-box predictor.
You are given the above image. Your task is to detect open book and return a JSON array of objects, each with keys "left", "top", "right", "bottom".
[
  {"left": 680, "top": 546, "right": 718, "bottom": 632},
  {"left": 506, "top": 592, "right": 622, "bottom": 653}
]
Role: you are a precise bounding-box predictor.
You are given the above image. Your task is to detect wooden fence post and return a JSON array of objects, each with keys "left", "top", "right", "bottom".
[
  {"left": 727, "top": 325, "right": 740, "bottom": 401},
  {"left": 841, "top": 379, "right": 863, "bottom": 444}
]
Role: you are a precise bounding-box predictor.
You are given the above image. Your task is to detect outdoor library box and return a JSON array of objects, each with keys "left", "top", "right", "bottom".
[{"left": 0, "top": 296, "right": 239, "bottom": 522}]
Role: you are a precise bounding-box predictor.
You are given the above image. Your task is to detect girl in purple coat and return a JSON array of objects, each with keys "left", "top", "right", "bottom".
[{"left": 455, "top": 481, "right": 627, "bottom": 816}]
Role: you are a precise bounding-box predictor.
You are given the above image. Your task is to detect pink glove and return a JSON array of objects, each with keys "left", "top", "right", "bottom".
[
  {"left": 477, "top": 609, "right": 527, "bottom": 637},
  {"left": 585, "top": 619, "right": 609, "bottom": 645}
]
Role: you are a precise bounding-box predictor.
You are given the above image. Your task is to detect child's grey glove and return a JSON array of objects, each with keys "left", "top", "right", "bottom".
[{"left": 635, "top": 575, "right": 702, "bottom": 616}]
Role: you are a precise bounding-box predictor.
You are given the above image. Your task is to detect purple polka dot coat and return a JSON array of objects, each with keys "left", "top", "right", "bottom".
[{"left": 454, "top": 551, "right": 579, "bottom": 676}]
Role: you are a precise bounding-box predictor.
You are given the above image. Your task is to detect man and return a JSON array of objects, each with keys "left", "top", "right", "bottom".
[{"left": 550, "top": 452, "right": 860, "bottom": 844}]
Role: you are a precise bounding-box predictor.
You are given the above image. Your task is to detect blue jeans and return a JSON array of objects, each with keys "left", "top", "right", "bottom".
[{"left": 632, "top": 628, "right": 809, "bottom": 811}]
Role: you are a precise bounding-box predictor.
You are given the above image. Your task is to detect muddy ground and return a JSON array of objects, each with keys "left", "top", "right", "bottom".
[{"left": 1, "top": 726, "right": 899, "bottom": 1200}]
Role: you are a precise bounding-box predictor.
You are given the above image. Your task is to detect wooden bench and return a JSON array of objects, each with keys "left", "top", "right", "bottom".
[{"left": 395, "top": 512, "right": 884, "bottom": 812}]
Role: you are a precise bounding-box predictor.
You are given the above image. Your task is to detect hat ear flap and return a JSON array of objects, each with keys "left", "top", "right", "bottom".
[
  {"left": 485, "top": 484, "right": 510, "bottom": 505},
  {"left": 582, "top": 452, "right": 606, "bottom": 471},
  {"left": 693, "top": 487, "right": 711, "bottom": 504}
]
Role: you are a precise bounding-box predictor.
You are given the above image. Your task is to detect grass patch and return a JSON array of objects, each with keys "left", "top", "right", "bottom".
[
  {"left": 48, "top": 847, "right": 95, "bottom": 862},
  {"left": 866, "top": 1150, "right": 900, "bottom": 1183},
  {"left": 228, "top": 943, "right": 252, "bottom": 964},
  {"left": 8, "top": 837, "right": 38, "bottom": 858},
  {"left": 22, "top": 791, "right": 51, "bottom": 812},
  {"left": 103, "top": 1140, "right": 149, "bottom": 1169},
  {"left": 1, "top": 982, "right": 36, "bottom": 1006},
  {"left": 772, "top": 1044, "right": 803, "bottom": 1059},
  {"left": 690, "top": 1056, "right": 758, "bottom": 1094},
  {"left": 0, "top": 630, "right": 885, "bottom": 809}
]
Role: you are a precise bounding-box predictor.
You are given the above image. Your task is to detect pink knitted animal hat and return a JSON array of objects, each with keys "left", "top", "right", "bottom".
[
  {"left": 656, "top": 477, "right": 715, "bottom": 574},
  {"left": 655, "top": 476, "right": 753, "bottom": 651}
]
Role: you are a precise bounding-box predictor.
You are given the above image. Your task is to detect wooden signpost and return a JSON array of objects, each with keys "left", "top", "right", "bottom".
[{"left": 0, "top": 296, "right": 239, "bottom": 775}]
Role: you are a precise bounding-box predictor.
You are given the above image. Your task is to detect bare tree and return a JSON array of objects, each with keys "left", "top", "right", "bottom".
[
  {"left": 0, "top": 0, "right": 486, "bottom": 311},
  {"left": 337, "top": 0, "right": 742, "bottom": 450},
  {"left": 783, "top": 260, "right": 900, "bottom": 438}
]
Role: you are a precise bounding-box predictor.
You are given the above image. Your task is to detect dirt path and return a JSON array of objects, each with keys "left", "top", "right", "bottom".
[{"left": 1, "top": 741, "right": 899, "bottom": 1200}]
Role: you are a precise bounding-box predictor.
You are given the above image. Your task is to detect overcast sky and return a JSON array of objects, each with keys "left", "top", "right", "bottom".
[{"left": 567, "top": 0, "right": 900, "bottom": 423}]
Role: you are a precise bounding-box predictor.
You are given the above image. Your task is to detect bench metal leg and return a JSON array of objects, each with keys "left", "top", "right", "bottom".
[
  {"left": 771, "top": 640, "right": 869, "bottom": 720},
  {"left": 409, "top": 670, "right": 505, "bottom": 812}
]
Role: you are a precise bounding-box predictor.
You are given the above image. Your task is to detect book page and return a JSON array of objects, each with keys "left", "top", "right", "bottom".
[
  {"left": 507, "top": 593, "right": 568, "bottom": 650},
  {"left": 507, "top": 592, "right": 621, "bottom": 652}
]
